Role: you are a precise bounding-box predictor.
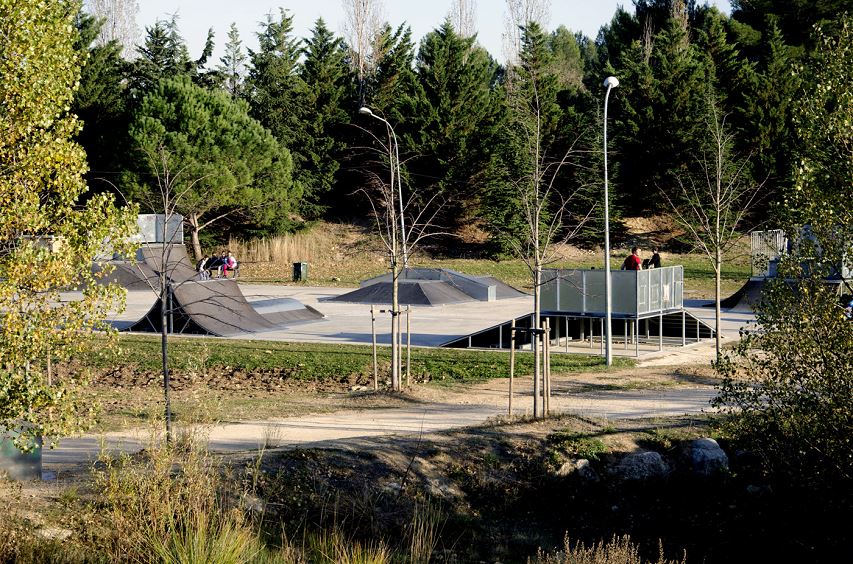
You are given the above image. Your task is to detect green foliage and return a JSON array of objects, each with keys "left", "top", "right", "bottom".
[
  {"left": 72, "top": 10, "right": 130, "bottom": 197},
  {"left": 297, "top": 19, "right": 350, "bottom": 218},
  {"left": 413, "top": 21, "right": 502, "bottom": 230},
  {"left": 0, "top": 0, "right": 136, "bottom": 446},
  {"left": 217, "top": 22, "right": 247, "bottom": 98},
  {"left": 714, "top": 274, "right": 853, "bottom": 485},
  {"left": 785, "top": 16, "right": 853, "bottom": 257},
  {"left": 127, "top": 77, "right": 297, "bottom": 255},
  {"left": 547, "top": 431, "right": 609, "bottom": 461}
]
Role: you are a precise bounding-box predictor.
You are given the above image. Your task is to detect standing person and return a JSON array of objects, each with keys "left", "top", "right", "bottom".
[
  {"left": 196, "top": 255, "right": 209, "bottom": 280},
  {"left": 621, "top": 247, "right": 643, "bottom": 270},
  {"left": 650, "top": 247, "right": 662, "bottom": 269}
]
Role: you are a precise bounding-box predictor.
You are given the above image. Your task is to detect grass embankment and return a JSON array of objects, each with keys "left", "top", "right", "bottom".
[
  {"left": 81, "top": 335, "right": 633, "bottom": 432},
  {"left": 226, "top": 222, "right": 752, "bottom": 298}
]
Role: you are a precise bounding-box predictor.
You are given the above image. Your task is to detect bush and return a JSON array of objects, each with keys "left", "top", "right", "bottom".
[
  {"left": 713, "top": 274, "right": 853, "bottom": 486},
  {"left": 530, "top": 534, "right": 685, "bottom": 564}
]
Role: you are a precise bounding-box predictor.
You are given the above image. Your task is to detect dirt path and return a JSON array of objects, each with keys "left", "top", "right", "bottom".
[{"left": 44, "top": 368, "right": 718, "bottom": 472}]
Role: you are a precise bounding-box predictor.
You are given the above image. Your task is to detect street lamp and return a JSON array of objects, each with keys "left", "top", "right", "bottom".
[
  {"left": 602, "top": 76, "right": 619, "bottom": 367},
  {"left": 358, "top": 106, "right": 408, "bottom": 268}
]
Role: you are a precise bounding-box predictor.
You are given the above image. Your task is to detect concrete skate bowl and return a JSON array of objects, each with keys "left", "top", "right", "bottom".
[
  {"left": 128, "top": 278, "right": 324, "bottom": 337},
  {"left": 325, "top": 268, "right": 527, "bottom": 306}
]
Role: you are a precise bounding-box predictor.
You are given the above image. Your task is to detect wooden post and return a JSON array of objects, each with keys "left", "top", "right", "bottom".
[
  {"left": 371, "top": 305, "right": 378, "bottom": 390},
  {"left": 544, "top": 319, "right": 551, "bottom": 417},
  {"left": 406, "top": 305, "right": 411, "bottom": 387},
  {"left": 509, "top": 319, "right": 516, "bottom": 418}
]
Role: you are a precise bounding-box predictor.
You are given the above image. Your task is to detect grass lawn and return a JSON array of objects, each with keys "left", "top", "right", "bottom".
[{"left": 80, "top": 335, "right": 634, "bottom": 432}]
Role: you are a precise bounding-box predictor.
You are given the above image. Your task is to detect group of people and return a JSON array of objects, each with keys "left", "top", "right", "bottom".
[
  {"left": 621, "top": 246, "right": 662, "bottom": 271},
  {"left": 196, "top": 251, "right": 238, "bottom": 280}
]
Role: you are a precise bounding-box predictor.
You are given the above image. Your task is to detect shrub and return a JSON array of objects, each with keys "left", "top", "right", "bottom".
[{"left": 714, "top": 274, "right": 853, "bottom": 486}]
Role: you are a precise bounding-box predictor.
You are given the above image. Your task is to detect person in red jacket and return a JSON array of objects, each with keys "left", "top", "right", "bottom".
[{"left": 621, "top": 247, "right": 642, "bottom": 270}]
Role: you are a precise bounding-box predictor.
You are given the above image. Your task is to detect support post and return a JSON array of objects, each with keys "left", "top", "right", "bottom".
[
  {"left": 696, "top": 318, "right": 700, "bottom": 343},
  {"left": 406, "top": 305, "right": 411, "bottom": 387},
  {"left": 509, "top": 319, "right": 516, "bottom": 418},
  {"left": 600, "top": 319, "right": 604, "bottom": 355},
  {"left": 624, "top": 319, "right": 628, "bottom": 350},
  {"left": 659, "top": 313, "right": 664, "bottom": 351},
  {"left": 682, "top": 311, "right": 686, "bottom": 346},
  {"left": 635, "top": 319, "right": 640, "bottom": 357},
  {"left": 566, "top": 317, "right": 570, "bottom": 352},
  {"left": 371, "top": 305, "right": 378, "bottom": 391},
  {"left": 544, "top": 319, "right": 551, "bottom": 417}
]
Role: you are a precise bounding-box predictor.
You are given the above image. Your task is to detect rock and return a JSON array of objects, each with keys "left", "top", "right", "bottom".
[
  {"left": 350, "top": 385, "right": 370, "bottom": 392},
  {"left": 613, "top": 451, "right": 669, "bottom": 480},
  {"left": 555, "top": 459, "right": 600, "bottom": 482},
  {"left": 688, "top": 438, "right": 729, "bottom": 476}
]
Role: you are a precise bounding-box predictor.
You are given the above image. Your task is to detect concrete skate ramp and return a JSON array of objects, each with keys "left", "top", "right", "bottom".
[
  {"left": 95, "top": 245, "right": 198, "bottom": 290},
  {"left": 713, "top": 278, "right": 766, "bottom": 312},
  {"left": 328, "top": 268, "right": 526, "bottom": 305},
  {"left": 129, "top": 279, "right": 323, "bottom": 337}
]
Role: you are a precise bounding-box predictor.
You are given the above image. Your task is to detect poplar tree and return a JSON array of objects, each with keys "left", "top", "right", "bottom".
[{"left": 0, "top": 0, "right": 136, "bottom": 447}]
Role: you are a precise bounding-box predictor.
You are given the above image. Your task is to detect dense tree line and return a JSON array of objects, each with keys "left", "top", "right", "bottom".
[{"left": 74, "top": 0, "right": 853, "bottom": 255}]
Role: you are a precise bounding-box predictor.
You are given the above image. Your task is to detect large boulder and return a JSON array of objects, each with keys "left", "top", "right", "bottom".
[
  {"left": 687, "top": 438, "right": 729, "bottom": 476},
  {"left": 613, "top": 451, "right": 669, "bottom": 480}
]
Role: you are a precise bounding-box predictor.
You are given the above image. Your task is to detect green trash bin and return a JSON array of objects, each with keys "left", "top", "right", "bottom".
[
  {"left": 1, "top": 425, "right": 42, "bottom": 481},
  {"left": 293, "top": 262, "right": 308, "bottom": 282}
]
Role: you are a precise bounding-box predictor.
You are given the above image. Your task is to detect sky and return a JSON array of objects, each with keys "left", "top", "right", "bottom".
[{"left": 135, "top": 0, "right": 732, "bottom": 63}]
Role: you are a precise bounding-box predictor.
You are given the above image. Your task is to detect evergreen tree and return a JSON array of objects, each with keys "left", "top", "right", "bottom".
[
  {"left": 413, "top": 21, "right": 502, "bottom": 230},
  {"left": 130, "top": 16, "right": 194, "bottom": 97},
  {"left": 72, "top": 11, "right": 130, "bottom": 195},
  {"left": 247, "top": 9, "right": 306, "bottom": 200},
  {"left": 298, "top": 19, "right": 350, "bottom": 217},
  {"left": 218, "top": 23, "right": 247, "bottom": 98}
]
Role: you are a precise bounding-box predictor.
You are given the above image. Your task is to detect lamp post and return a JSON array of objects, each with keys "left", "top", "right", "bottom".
[
  {"left": 358, "top": 107, "right": 408, "bottom": 268},
  {"left": 602, "top": 76, "right": 619, "bottom": 368}
]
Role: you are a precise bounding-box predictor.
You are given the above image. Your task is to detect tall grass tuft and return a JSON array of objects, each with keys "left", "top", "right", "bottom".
[
  {"left": 407, "top": 501, "right": 444, "bottom": 564},
  {"left": 93, "top": 433, "right": 263, "bottom": 563}
]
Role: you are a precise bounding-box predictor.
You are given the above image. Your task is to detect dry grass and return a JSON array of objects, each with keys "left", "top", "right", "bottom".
[{"left": 531, "top": 534, "right": 686, "bottom": 564}]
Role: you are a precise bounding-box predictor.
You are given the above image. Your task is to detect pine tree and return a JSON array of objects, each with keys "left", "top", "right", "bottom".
[{"left": 130, "top": 16, "right": 194, "bottom": 97}]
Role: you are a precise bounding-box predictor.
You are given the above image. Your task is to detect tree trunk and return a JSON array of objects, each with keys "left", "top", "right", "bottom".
[
  {"left": 160, "top": 258, "right": 172, "bottom": 443},
  {"left": 189, "top": 213, "right": 202, "bottom": 261},
  {"left": 391, "top": 261, "right": 400, "bottom": 391},
  {"left": 533, "top": 264, "right": 541, "bottom": 418}
]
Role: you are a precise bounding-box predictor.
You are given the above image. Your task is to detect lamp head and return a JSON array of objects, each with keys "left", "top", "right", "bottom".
[
  {"left": 603, "top": 76, "right": 619, "bottom": 89},
  {"left": 358, "top": 106, "right": 374, "bottom": 116}
]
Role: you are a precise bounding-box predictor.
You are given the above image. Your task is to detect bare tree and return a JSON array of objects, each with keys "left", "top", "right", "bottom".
[
  {"left": 448, "top": 0, "right": 477, "bottom": 38},
  {"left": 504, "top": 23, "right": 593, "bottom": 418},
  {"left": 661, "top": 95, "right": 764, "bottom": 360},
  {"left": 84, "top": 0, "right": 139, "bottom": 59},
  {"left": 356, "top": 118, "right": 445, "bottom": 392},
  {"left": 341, "top": 0, "right": 385, "bottom": 105},
  {"left": 502, "top": 0, "right": 550, "bottom": 64}
]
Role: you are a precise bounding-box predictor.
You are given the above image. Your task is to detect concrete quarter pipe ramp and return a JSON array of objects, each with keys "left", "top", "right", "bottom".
[
  {"left": 129, "top": 279, "right": 324, "bottom": 337},
  {"left": 711, "top": 278, "right": 767, "bottom": 312},
  {"left": 102, "top": 245, "right": 323, "bottom": 337}
]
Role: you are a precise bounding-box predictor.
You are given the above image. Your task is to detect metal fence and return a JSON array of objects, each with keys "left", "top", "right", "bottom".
[
  {"left": 750, "top": 229, "right": 787, "bottom": 278},
  {"left": 541, "top": 266, "right": 684, "bottom": 317}
]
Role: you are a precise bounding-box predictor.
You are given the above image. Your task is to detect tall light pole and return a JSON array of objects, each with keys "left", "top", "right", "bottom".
[
  {"left": 358, "top": 107, "right": 408, "bottom": 268},
  {"left": 602, "top": 76, "right": 619, "bottom": 368}
]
